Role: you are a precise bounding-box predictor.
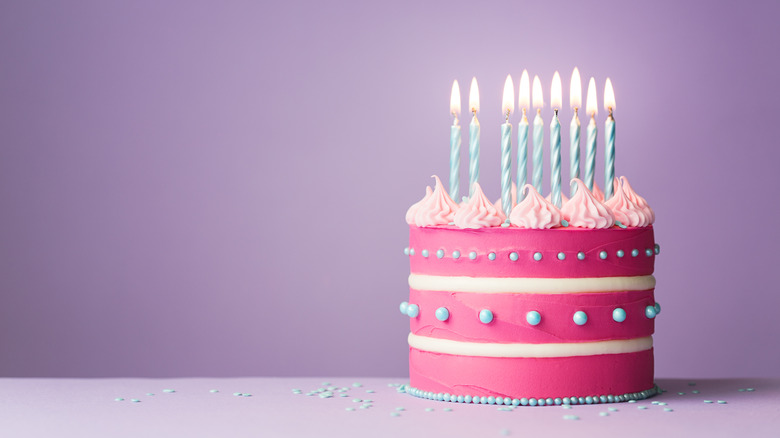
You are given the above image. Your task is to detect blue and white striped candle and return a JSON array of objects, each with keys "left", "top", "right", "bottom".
[
  {"left": 532, "top": 75, "right": 544, "bottom": 194},
  {"left": 550, "top": 71, "right": 562, "bottom": 209},
  {"left": 585, "top": 77, "right": 598, "bottom": 192},
  {"left": 569, "top": 67, "right": 581, "bottom": 197},
  {"left": 468, "top": 77, "right": 480, "bottom": 197},
  {"left": 449, "top": 80, "right": 461, "bottom": 201},
  {"left": 500, "top": 75, "right": 515, "bottom": 219},
  {"left": 604, "top": 78, "right": 616, "bottom": 200},
  {"left": 517, "top": 70, "right": 530, "bottom": 203}
]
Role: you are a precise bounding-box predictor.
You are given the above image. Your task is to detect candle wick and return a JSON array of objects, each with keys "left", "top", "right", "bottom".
[
  {"left": 608, "top": 107, "right": 613, "bottom": 118},
  {"left": 537, "top": 108, "right": 541, "bottom": 116},
  {"left": 505, "top": 109, "right": 511, "bottom": 122},
  {"left": 574, "top": 107, "right": 579, "bottom": 117},
  {"left": 554, "top": 109, "right": 558, "bottom": 117},
  {"left": 522, "top": 108, "right": 527, "bottom": 117}
]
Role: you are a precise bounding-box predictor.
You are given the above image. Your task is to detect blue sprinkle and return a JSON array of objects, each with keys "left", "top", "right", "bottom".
[
  {"left": 563, "top": 415, "right": 579, "bottom": 420},
  {"left": 409, "top": 248, "right": 415, "bottom": 256},
  {"left": 628, "top": 400, "right": 637, "bottom": 403},
  {"left": 509, "top": 252, "right": 519, "bottom": 261},
  {"left": 557, "top": 252, "right": 566, "bottom": 260},
  {"left": 501, "top": 221, "right": 510, "bottom": 227},
  {"left": 615, "top": 221, "right": 627, "bottom": 229},
  {"left": 346, "top": 407, "right": 355, "bottom": 411},
  {"left": 645, "top": 305, "right": 657, "bottom": 319},
  {"left": 395, "top": 407, "right": 405, "bottom": 411},
  {"left": 114, "top": 398, "right": 124, "bottom": 402},
  {"left": 664, "top": 408, "right": 674, "bottom": 412},
  {"left": 163, "top": 389, "right": 175, "bottom": 393},
  {"left": 577, "top": 252, "right": 585, "bottom": 260},
  {"left": 399, "top": 301, "right": 409, "bottom": 315},
  {"left": 613, "top": 308, "right": 627, "bottom": 323},
  {"left": 469, "top": 251, "right": 477, "bottom": 260},
  {"left": 421, "top": 249, "right": 429, "bottom": 257},
  {"left": 436, "top": 249, "right": 445, "bottom": 259},
  {"left": 243, "top": 394, "right": 252, "bottom": 397},
  {"left": 638, "top": 406, "right": 647, "bottom": 410},
  {"left": 747, "top": 388, "right": 756, "bottom": 392},
  {"left": 658, "top": 402, "right": 667, "bottom": 406},
  {"left": 425, "top": 407, "right": 434, "bottom": 412},
  {"left": 403, "top": 247, "right": 409, "bottom": 255},
  {"left": 146, "top": 393, "right": 155, "bottom": 396},
  {"left": 631, "top": 249, "right": 639, "bottom": 257},
  {"left": 131, "top": 399, "right": 140, "bottom": 403},
  {"left": 599, "top": 412, "right": 609, "bottom": 416},
  {"left": 435, "top": 307, "right": 450, "bottom": 321},
  {"left": 488, "top": 252, "right": 497, "bottom": 261},
  {"left": 608, "top": 407, "right": 618, "bottom": 412},
  {"left": 562, "top": 405, "right": 572, "bottom": 409},
  {"left": 645, "top": 248, "right": 653, "bottom": 257},
  {"left": 389, "top": 411, "right": 399, "bottom": 416},
  {"left": 599, "top": 250, "right": 608, "bottom": 259},
  {"left": 452, "top": 250, "right": 460, "bottom": 259},
  {"left": 339, "top": 394, "right": 348, "bottom": 397},
  {"left": 561, "top": 219, "right": 569, "bottom": 227},
  {"left": 617, "top": 249, "right": 625, "bottom": 257},
  {"left": 500, "top": 429, "right": 511, "bottom": 436},
  {"left": 526, "top": 310, "right": 541, "bottom": 326},
  {"left": 352, "top": 399, "right": 362, "bottom": 403},
  {"left": 406, "top": 304, "right": 419, "bottom": 318},
  {"left": 704, "top": 400, "right": 713, "bottom": 403},
  {"left": 444, "top": 407, "right": 452, "bottom": 412},
  {"left": 573, "top": 311, "right": 588, "bottom": 326},
  {"left": 654, "top": 243, "right": 660, "bottom": 254},
  {"left": 479, "top": 309, "right": 494, "bottom": 324},
  {"left": 366, "top": 389, "right": 375, "bottom": 393},
  {"left": 718, "top": 400, "right": 727, "bottom": 404},
  {"left": 678, "top": 392, "right": 685, "bottom": 396},
  {"left": 533, "top": 252, "right": 543, "bottom": 261},
  {"left": 233, "top": 392, "right": 243, "bottom": 396}
]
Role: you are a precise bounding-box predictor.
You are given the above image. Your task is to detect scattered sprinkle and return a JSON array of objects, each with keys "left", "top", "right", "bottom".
[
  {"left": 718, "top": 400, "right": 727, "bottom": 404},
  {"left": 211, "top": 390, "right": 220, "bottom": 393},
  {"left": 130, "top": 399, "right": 141, "bottom": 403},
  {"left": 364, "top": 399, "right": 373, "bottom": 403},
  {"left": 322, "top": 382, "right": 331, "bottom": 386},
  {"left": 339, "top": 394, "right": 348, "bottom": 398},
  {"left": 599, "top": 412, "right": 609, "bottom": 416},
  {"left": 146, "top": 393, "right": 154, "bottom": 396},
  {"left": 359, "top": 405, "right": 370, "bottom": 409},
  {"left": 425, "top": 407, "right": 434, "bottom": 412},
  {"left": 162, "top": 389, "right": 175, "bottom": 393},
  {"left": 444, "top": 408, "right": 452, "bottom": 412},
  {"left": 703, "top": 400, "right": 713, "bottom": 404},
  {"left": 738, "top": 388, "right": 746, "bottom": 392},
  {"left": 658, "top": 402, "right": 667, "bottom": 406},
  {"left": 563, "top": 415, "right": 580, "bottom": 421},
  {"left": 664, "top": 408, "right": 674, "bottom": 412},
  {"left": 346, "top": 407, "right": 355, "bottom": 411},
  {"left": 390, "top": 412, "right": 400, "bottom": 417},
  {"left": 242, "top": 394, "right": 252, "bottom": 397},
  {"left": 677, "top": 392, "right": 685, "bottom": 396},
  {"left": 500, "top": 429, "right": 511, "bottom": 436},
  {"left": 747, "top": 388, "right": 756, "bottom": 392},
  {"left": 395, "top": 407, "right": 405, "bottom": 411},
  {"left": 638, "top": 406, "right": 647, "bottom": 410},
  {"left": 562, "top": 405, "right": 572, "bottom": 410},
  {"left": 352, "top": 383, "right": 362, "bottom": 388},
  {"left": 628, "top": 400, "right": 637, "bottom": 403},
  {"left": 692, "top": 390, "right": 700, "bottom": 394},
  {"left": 233, "top": 393, "right": 243, "bottom": 397},
  {"left": 114, "top": 398, "right": 124, "bottom": 402},
  {"left": 608, "top": 407, "right": 618, "bottom": 412},
  {"left": 352, "top": 399, "right": 362, "bottom": 403}
]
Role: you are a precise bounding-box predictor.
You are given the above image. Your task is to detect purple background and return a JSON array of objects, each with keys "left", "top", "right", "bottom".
[{"left": 1, "top": 0, "right": 779, "bottom": 378}]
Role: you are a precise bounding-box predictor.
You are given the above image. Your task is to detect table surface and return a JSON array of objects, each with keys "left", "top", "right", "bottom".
[{"left": 2, "top": 377, "right": 778, "bottom": 437}]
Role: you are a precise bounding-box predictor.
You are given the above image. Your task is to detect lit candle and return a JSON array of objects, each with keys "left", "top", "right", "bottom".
[
  {"left": 500, "top": 74, "right": 515, "bottom": 219},
  {"left": 468, "top": 77, "right": 481, "bottom": 197},
  {"left": 585, "top": 77, "right": 598, "bottom": 192},
  {"left": 450, "top": 80, "right": 462, "bottom": 201},
  {"left": 532, "top": 75, "right": 544, "bottom": 194},
  {"left": 569, "top": 67, "right": 582, "bottom": 197},
  {"left": 517, "top": 70, "right": 530, "bottom": 203},
  {"left": 604, "top": 78, "right": 616, "bottom": 200},
  {"left": 550, "top": 71, "right": 562, "bottom": 208}
]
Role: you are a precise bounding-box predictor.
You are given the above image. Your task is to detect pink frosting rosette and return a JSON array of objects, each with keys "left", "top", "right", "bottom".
[
  {"left": 414, "top": 175, "right": 459, "bottom": 227},
  {"left": 509, "top": 185, "right": 562, "bottom": 229},
  {"left": 604, "top": 178, "right": 651, "bottom": 227},
  {"left": 620, "top": 176, "right": 655, "bottom": 224},
  {"left": 561, "top": 179, "right": 615, "bottom": 229},
  {"left": 453, "top": 182, "right": 506, "bottom": 228},
  {"left": 591, "top": 181, "right": 605, "bottom": 203},
  {"left": 405, "top": 186, "right": 432, "bottom": 225}
]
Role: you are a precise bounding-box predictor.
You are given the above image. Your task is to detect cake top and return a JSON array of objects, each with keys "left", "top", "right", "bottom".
[{"left": 406, "top": 176, "right": 654, "bottom": 230}]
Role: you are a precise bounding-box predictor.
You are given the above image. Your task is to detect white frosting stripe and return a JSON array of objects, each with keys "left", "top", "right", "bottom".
[
  {"left": 408, "top": 333, "right": 653, "bottom": 358},
  {"left": 409, "top": 274, "right": 655, "bottom": 294}
]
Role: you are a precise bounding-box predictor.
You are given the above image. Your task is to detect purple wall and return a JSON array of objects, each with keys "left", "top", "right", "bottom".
[{"left": 1, "top": 0, "right": 778, "bottom": 378}]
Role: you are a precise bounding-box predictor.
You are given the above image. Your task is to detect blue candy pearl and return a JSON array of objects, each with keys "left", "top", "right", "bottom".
[
  {"left": 435, "top": 307, "right": 449, "bottom": 322},
  {"left": 479, "top": 309, "right": 494, "bottom": 324},
  {"left": 557, "top": 252, "right": 566, "bottom": 260},
  {"left": 469, "top": 251, "right": 477, "bottom": 260},
  {"left": 577, "top": 252, "right": 585, "bottom": 260},
  {"left": 403, "top": 247, "right": 409, "bottom": 255},
  {"left": 645, "top": 248, "right": 653, "bottom": 257},
  {"left": 573, "top": 311, "right": 588, "bottom": 325},
  {"left": 599, "top": 251, "right": 608, "bottom": 259},
  {"left": 533, "top": 252, "right": 543, "bottom": 261},
  {"left": 421, "top": 249, "right": 429, "bottom": 258},
  {"left": 654, "top": 302, "right": 661, "bottom": 314},
  {"left": 526, "top": 311, "right": 541, "bottom": 326},
  {"left": 631, "top": 249, "right": 639, "bottom": 257},
  {"left": 613, "top": 307, "right": 627, "bottom": 323},
  {"left": 509, "top": 252, "right": 519, "bottom": 261},
  {"left": 617, "top": 249, "right": 625, "bottom": 258},
  {"left": 406, "top": 304, "right": 419, "bottom": 318},
  {"left": 436, "top": 249, "right": 445, "bottom": 259},
  {"left": 645, "top": 305, "right": 657, "bottom": 319},
  {"left": 452, "top": 250, "right": 460, "bottom": 259},
  {"left": 399, "top": 301, "right": 409, "bottom": 315},
  {"left": 409, "top": 248, "right": 415, "bottom": 256},
  {"left": 488, "top": 252, "right": 496, "bottom": 261},
  {"left": 654, "top": 243, "right": 661, "bottom": 255}
]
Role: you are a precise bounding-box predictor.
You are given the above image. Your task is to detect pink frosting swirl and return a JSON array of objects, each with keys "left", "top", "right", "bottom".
[
  {"left": 453, "top": 182, "right": 506, "bottom": 228},
  {"left": 509, "top": 185, "right": 562, "bottom": 229},
  {"left": 591, "top": 181, "right": 605, "bottom": 203},
  {"left": 561, "top": 179, "right": 615, "bottom": 229},
  {"left": 405, "top": 186, "right": 432, "bottom": 225},
  {"left": 604, "top": 178, "right": 651, "bottom": 227},
  {"left": 414, "top": 175, "right": 459, "bottom": 227},
  {"left": 620, "top": 176, "right": 655, "bottom": 224}
]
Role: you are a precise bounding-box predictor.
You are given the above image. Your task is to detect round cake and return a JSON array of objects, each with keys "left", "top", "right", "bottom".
[{"left": 400, "top": 176, "right": 659, "bottom": 406}]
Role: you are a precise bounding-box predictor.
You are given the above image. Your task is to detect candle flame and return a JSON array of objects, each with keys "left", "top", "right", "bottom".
[
  {"left": 604, "top": 78, "right": 615, "bottom": 112},
  {"left": 502, "top": 74, "right": 515, "bottom": 116},
  {"left": 532, "top": 75, "right": 544, "bottom": 109},
  {"left": 518, "top": 69, "right": 530, "bottom": 110},
  {"left": 551, "top": 71, "right": 562, "bottom": 110},
  {"left": 570, "top": 67, "right": 582, "bottom": 110},
  {"left": 586, "top": 77, "right": 598, "bottom": 117},
  {"left": 450, "top": 80, "right": 461, "bottom": 116},
  {"left": 469, "top": 77, "right": 480, "bottom": 113}
]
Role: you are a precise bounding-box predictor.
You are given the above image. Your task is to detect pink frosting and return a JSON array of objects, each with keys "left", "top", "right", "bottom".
[
  {"left": 604, "top": 178, "right": 651, "bottom": 227},
  {"left": 453, "top": 182, "right": 505, "bottom": 229},
  {"left": 592, "top": 181, "right": 605, "bottom": 203},
  {"left": 561, "top": 179, "right": 615, "bottom": 229},
  {"left": 620, "top": 176, "right": 655, "bottom": 224},
  {"left": 405, "top": 186, "right": 432, "bottom": 225},
  {"left": 414, "top": 175, "right": 459, "bottom": 227},
  {"left": 509, "top": 185, "right": 562, "bottom": 229}
]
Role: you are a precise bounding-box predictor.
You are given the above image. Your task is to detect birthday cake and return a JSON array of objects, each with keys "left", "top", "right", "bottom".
[{"left": 400, "top": 74, "right": 659, "bottom": 406}]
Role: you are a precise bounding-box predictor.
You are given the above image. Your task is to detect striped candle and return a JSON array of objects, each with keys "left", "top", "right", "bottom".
[
  {"left": 550, "top": 72, "right": 562, "bottom": 208},
  {"left": 449, "top": 80, "right": 462, "bottom": 201},
  {"left": 468, "top": 77, "right": 480, "bottom": 197},
  {"left": 604, "top": 78, "right": 616, "bottom": 200},
  {"left": 500, "top": 75, "right": 515, "bottom": 219},
  {"left": 584, "top": 77, "right": 598, "bottom": 192},
  {"left": 569, "top": 67, "right": 581, "bottom": 197},
  {"left": 517, "top": 70, "right": 530, "bottom": 203},
  {"left": 531, "top": 75, "right": 544, "bottom": 194}
]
